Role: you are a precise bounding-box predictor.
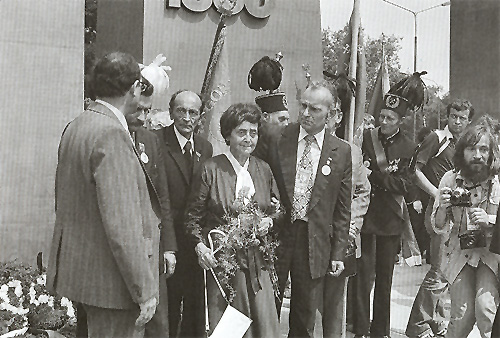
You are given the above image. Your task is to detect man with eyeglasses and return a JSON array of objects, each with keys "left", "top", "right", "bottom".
[
  {"left": 406, "top": 99, "right": 474, "bottom": 338},
  {"left": 47, "top": 52, "right": 160, "bottom": 337},
  {"left": 154, "top": 90, "right": 213, "bottom": 338}
]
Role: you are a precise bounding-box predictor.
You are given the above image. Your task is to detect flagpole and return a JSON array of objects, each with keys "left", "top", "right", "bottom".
[{"left": 345, "top": 0, "right": 360, "bottom": 143}]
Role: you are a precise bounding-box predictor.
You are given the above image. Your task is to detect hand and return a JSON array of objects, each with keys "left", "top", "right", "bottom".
[
  {"left": 327, "top": 260, "right": 345, "bottom": 277},
  {"left": 135, "top": 296, "right": 157, "bottom": 327},
  {"left": 195, "top": 243, "right": 217, "bottom": 270},
  {"left": 469, "top": 207, "right": 489, "bottom": 227},
  {"left": 438, "top": 187, "right": 452, "bottom": 210},
  {"left": 413, "top": 200, "right": 423, "bottom": 214},
  {"left": 163, "top": 252, "right": 176, "bottom": 278},
  {"left": 258, "top": 217, "right": 273, "bottom": 236}
]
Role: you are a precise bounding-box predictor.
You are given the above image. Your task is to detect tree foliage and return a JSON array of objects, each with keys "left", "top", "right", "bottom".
[{"left": 323, "top": 26, "right": 449, "bottom": 140}]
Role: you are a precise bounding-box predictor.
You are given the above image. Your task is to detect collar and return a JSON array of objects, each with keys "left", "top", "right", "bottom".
[
  {"left": 456, "top": 171, "right": 496, "bottom": 190},
  {"left": 379, "top": 128, "right": 400, "bottom": 142},
  {"left": 95, "top": 99, "right": 130, "bottom": 135},
  {"left": 442, "top": 125, "right": 454, "bottom": 140},
  {"left": 298, "top": 126, "right": 325, "bottom": 148},
  {"left": 224, "top": 151, "right": 250, "bottom": 174},
  {"left": 173, "top": 125, "right": 194, "bottom": 151}
]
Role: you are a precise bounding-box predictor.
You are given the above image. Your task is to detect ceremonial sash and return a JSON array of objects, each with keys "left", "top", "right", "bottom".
[{"left": 370, "top": 127, "right": 421, "bottom": 265}]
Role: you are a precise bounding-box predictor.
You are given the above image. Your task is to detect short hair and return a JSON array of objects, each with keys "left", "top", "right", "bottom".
[
  {"left": 304, "top": 80, "right": 339, "bottom": 112},
  {"left": 453, "top": 123, "right": 500, "bottom": 175},
  {"left": 92, "top": 52, "right": 141, "bottom": 98},
  {"left": 447, "top": 99, "right": 475, "bottom": 120},
  {"left": 220, "top": 103, "right": 261, "bottom": 145},
  {"left": 168, "top": 89, "right": 203, "bottom": 112}
]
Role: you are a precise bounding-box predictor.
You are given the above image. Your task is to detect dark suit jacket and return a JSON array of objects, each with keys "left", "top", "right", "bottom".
[
  {"left": 362, "top": 128, "right": 417, "bottom": 236},
  {"left": 264, "top": 123, "right": 352, "bottom": 279},
  {"left": 154, "top": 125, "right": 213, "bottom": 258},
  {"left": 47, "top": 102, "right": 161, "bottom": 309},
  {"left": 133, "top": 128, "right": 177, "bottom": 253}
]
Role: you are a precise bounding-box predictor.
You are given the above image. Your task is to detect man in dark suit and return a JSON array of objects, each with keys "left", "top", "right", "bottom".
[
  {"left": 126, "top": 77, "right": 178, "bottom": 337},
  {"left": 154, "top": 90, "right": 213, "bottom": 338},
  {"left": 47, "top": 52, "right": 160, "bottom": 338},
  {"left": 264, "top": 82, "right": 352, "bottom": 338}
]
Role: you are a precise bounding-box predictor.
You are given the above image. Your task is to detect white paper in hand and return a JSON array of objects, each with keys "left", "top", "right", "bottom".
[{"left": 209, "top": 305, "right": 252, "bottom": 338}]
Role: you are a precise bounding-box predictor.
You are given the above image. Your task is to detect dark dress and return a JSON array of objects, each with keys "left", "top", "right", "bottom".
[{"left": 185, "top": 154, "right": 281, "bottom": 338}]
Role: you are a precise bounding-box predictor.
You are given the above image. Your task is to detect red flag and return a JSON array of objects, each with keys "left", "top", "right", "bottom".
[
  {"left": 367, "top": 52, "right": 390, "bottom": 126},
  {"left": 201, "top": 19, "right": 232, "bottom": 155}
]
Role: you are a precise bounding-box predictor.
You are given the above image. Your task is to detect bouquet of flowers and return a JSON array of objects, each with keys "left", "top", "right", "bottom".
[
  {"left": 0, "top": 261, "right": 76, "bottom": 338},
  {"left": 210, "top": 189, "right": 282, "bottom": 302}
]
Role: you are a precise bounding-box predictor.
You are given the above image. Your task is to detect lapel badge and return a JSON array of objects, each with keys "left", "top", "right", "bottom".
[
  {"left": 322, "top": 157, "right": 332, "bottom": 176},
  {"left": 138, "top": 142, "right": 149, "bottom": 164},
  {"left": 195, "top": 151, "right": 201, "bottom": 161}
]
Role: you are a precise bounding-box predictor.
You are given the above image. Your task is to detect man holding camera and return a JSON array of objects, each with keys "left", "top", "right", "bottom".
[{"left": 432, "top": 123, "right": 500, "bottom": 338}]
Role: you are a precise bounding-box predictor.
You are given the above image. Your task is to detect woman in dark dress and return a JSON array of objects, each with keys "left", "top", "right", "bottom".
[{"left": 185, "top": 103, "right": 281, "bottom": 337}]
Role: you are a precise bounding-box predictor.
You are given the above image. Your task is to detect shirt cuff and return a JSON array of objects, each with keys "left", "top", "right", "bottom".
[{"left": 489, "top": 214, "right": 496, "bottom": 225}]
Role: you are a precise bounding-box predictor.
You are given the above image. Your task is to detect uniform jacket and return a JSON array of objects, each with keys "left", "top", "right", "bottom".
[
  {"left": 362, "top": 128, "right": 416, "bottom": 236},
  {"left": 154, "top": 125, "right": 213, "bottom": 258},
  {"left": 47, "top": 102, "right": 160, "bottom": 309},
  {"left": 266, "top": 123, "right": 352, "bottom": 279}
]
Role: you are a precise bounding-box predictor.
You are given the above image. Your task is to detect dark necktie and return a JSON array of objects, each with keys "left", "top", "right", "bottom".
[{"left": 184, "top": 140, "right": 193, "bottom": 171}]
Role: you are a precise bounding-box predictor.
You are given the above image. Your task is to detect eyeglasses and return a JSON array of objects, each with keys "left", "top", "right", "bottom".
[{"left": 174, "top": 107, "right": 201, "bottom": 119}]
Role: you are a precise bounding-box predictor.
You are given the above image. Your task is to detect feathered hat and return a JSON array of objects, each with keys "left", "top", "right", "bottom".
[
  {"left": 248, "top": 52, "right": 288, "bottom": 114},
  {"left": 382, "top": 71, "right": 428, "bottom": 117},
  {"left": 139, "top": 54, "right": 172, "bottom": 97}
]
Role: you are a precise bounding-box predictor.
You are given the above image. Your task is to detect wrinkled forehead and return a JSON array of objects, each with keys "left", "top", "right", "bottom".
[
  {"left": 301, "top": 87, "right": 333, "bottom": 107},
  {"left": 174, "top": 91, "right": 202, "bottom": 109}
]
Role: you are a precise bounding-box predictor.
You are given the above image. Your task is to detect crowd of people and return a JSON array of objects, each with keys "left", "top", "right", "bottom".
[{"left": 46, "top": 50, "right": 500, "bottom": 338}]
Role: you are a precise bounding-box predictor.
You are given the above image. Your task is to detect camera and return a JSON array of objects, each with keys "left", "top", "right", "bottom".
[
  {"left": 459, "top": 230, "right": 486, "bottom": 250},
  {"left": 450, "top": 186, "right": 472, "bottom": 207}
]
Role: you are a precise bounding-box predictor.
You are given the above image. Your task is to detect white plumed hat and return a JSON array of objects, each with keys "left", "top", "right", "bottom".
[{"left": 140, "top": 54, "right": 172, "bottom": 96}]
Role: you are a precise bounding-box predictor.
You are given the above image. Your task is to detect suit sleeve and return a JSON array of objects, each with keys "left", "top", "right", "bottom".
[
  {"left": 185, "top": 164, "right": 211, "bottom": 246},
  {"left": 330, "top": 145, "right": 353, "bottom": 261},
  {"left": 155, "top": 136, "right": 177, "bottom": 252},
  {"left": 91, "top": 129, "right": 156, "bottom": 305}
]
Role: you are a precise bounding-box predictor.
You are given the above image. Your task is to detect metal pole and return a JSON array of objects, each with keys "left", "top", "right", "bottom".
[{"left": 413, "top": 13, "right": 417, "bottom": 141}]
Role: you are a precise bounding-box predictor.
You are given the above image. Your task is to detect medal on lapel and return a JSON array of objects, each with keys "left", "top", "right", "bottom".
[
  {"left": 322, "top": 157, "right": 332, "bottom": 176},
  {"left": 139, "top": 142, "right": 149, "bottom": 164},
  {"left": 195, "top": 151, "right": 201, "bottom": 162}
]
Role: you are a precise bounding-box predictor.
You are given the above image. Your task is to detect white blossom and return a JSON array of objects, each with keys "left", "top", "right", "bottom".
[{"left": 36, "top": 275, "right": 46, "bottom": 286}]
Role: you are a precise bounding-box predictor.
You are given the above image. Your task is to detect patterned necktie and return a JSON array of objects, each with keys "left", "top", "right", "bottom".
[
  {"left": 292, "top": 135, "right": 316, "bottom": 222},
  {"left": 183, "top": 140, "right": 193, "bottom": 171}
]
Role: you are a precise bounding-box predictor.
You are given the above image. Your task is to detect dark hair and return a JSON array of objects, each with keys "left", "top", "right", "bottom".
[
  {"left": 92, "top": 52, "right": 140, "bottom": 98},
  {"left": 220, "top": 103, "right": 261, "bottom": 145},
  {"left": 454, "top": 124, "right": 500, "bottom": 175},
  {"left": 447, "top": 99, "right": 474, "bottom": 120},
  {"left": 140, "top": 76, "right": 154, "bottom": 97},
  {"left": 169, "top": 89, "right": 203, "bottom": 112}
]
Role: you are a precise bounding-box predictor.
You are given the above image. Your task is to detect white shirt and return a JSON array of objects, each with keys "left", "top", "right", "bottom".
[
  {"left": 173, "top": 125, "right": 195, "bottom": 154},
  {"left": 95, "top": 99, "right": 131, "bottom": 137},
  {"left": 296, "top": 126, "right": 326, "bottom": 185}
]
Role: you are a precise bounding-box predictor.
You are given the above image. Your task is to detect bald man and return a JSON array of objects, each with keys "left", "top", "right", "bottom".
[{"left": 262, "top": 82, "right": 352, "bottom": 338}]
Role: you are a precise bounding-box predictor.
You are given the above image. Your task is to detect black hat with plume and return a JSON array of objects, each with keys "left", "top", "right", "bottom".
[
  {"left": 382, "top": 71, "right": 428, "bottom": 117},
  {"left": 248, "top": 53, "right": 288, "bottom": 113}
]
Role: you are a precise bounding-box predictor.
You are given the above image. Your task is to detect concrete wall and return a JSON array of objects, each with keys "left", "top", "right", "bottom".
[
  {"left": 0, "top": 1, "right": 83, "bottom": 263},
  {"left": 450, "top": 0, "right": 500, "bottom": 116},
  {"left": 95, "top": 0, "right": 323, "bottom": 120}
]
